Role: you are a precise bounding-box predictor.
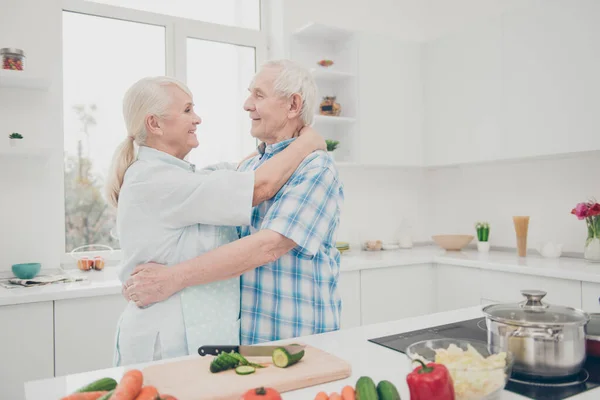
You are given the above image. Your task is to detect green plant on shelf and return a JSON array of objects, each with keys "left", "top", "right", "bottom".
[
  {"left": 9, "top": 132, "right": 23, "bottom": 139},
  {"left": 326, "top": 140, "right": 339, "bottom": 152},
  {"left": 475, "top": 221, "right": 490, "bottom": 242}
]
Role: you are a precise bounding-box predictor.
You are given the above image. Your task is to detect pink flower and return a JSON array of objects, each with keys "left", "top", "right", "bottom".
[{"left": 571, "top": 202, "right": 589, "bottom": 220}]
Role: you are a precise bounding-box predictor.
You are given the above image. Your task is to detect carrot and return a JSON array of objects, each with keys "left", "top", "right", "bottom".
[
  {"left": 134, "top": 386, "right": 159, "bottom": 400},
  {"left": 112, "top": 369, "right": 144, "bottom": 400},
  {"left": 329, "top": 393, "right": 342, "bottom": 400},
  {"left": 60, "top": 392, "right": 108, "bottom": 400},
  {"left": 341, "top": 386, "right": 355, "bottom": 400},
  {"left": 314, "top": 392, "right": 329, "bottom": 400}
]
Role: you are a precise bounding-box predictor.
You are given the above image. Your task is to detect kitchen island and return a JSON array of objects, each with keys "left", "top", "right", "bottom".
[{"left": 24, "top": 305, "right": 600, "bottom": 400}]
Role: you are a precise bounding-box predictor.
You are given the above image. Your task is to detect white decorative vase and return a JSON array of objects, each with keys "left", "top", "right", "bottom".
[
  {"left": 585, "top": 237, "right": 600, "bottom": 263},
  {"left": 328, "top": 151, "right": 335, "bottom": 161},
  {"left": 477, "top": 241, "right": 490, "bottom": 253},
  {"left": 9, "top": 138, "right": 21, "bottom": 147}
]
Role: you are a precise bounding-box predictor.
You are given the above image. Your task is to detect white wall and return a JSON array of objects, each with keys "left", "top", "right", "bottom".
[
  {"left": 425, "top": 152, "right": 600, "bottom": 255},
  {"left": 0, "top": 0, "right": 64, "bottom": 271}
]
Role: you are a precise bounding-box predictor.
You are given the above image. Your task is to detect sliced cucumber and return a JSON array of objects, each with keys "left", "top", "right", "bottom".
[
  {"left": 272, "top": 346, "right": 305, "bottom": 368},
  {"left": 235, "top": 365, "right": 256, "bottom": 375}
]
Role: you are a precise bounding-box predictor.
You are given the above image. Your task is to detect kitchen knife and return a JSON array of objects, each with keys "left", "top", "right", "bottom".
[{"left": 198, "top": 344, "right": 305, "bottom": 357}]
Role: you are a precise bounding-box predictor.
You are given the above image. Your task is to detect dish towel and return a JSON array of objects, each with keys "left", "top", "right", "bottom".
[{"left": 0, "top": 274, "right": 87, "bottom": 288}]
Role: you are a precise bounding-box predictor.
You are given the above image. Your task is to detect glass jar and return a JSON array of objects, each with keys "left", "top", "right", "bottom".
[{"left": 1, "top": 48, "right": 25, "bottom": 71}]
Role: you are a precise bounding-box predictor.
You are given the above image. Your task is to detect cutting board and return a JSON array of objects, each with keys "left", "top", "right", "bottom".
[{"left": 142, "top": 344, "right": 352, "bottom": 399}]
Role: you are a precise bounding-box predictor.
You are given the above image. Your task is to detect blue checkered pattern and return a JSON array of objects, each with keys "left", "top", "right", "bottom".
[{"left": 237, "top": 138, "right": 344, "bottom": 344}]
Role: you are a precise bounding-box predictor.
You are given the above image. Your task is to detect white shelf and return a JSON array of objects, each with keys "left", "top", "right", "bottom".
[
  {"left": 311, "top": 68, "right": 355, "bottom": 81},
  {"left": 0, "top": 145, "right": 53, "bottom": 158},
  {"left": 314, "top": 115, "right": 356, "bottom": 124},
  {"left": 0, "top": 70, "right": 50, "bottom": 90},
  {"left": 293, "top": 22, "right": 353, "bottom": 43}
]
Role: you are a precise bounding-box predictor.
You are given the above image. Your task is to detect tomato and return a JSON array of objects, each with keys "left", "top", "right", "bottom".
[{"left": 240, "top": 387, "right": 282, "bottom": 400}]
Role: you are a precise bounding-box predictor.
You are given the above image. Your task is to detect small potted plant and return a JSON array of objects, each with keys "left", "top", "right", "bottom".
[
  {"left": 475, "top": 221, "right": 490, "bottom": 252},
  {"left": 326, "top": 140, "right": 339, "bottom": 161},
  {"left": 8, "top": 132, "right": 23, "bottom": 147}
]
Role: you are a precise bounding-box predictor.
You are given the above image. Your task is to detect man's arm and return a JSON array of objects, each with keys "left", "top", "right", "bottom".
[
  {"left": 250, "top": 127, "right": 325, "bottom": 206},
  {"left": 124, "top": 230, "right": 295, "bottom": 307}
]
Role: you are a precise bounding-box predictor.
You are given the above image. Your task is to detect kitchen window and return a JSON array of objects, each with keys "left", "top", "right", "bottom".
[{"left": 62, "top": 0, "right": 266, "bottom": 261}]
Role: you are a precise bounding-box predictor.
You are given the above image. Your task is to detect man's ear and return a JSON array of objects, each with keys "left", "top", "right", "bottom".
[
  {"left": 288, "top": 93, "right": 303, "bottom": 119},
  {"left": 145, "top": 114, "right": 163, "bottom": 137}
]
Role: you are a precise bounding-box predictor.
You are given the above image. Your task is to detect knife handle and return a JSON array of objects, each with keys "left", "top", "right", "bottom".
[{"left": 198, "top": 345, "right": 240, "bottom": 356}]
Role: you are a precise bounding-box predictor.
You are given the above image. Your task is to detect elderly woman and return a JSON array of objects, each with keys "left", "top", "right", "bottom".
[{"left": 107, "top": 76, "right": 324, "bottom": 366}]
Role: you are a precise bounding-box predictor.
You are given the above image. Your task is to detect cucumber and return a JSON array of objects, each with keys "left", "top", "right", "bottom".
[
  {"left": 210, "top": 352, "right": 239, "bottom": 373},
  {"left": 355, "top": 376, "right": 378, "bottom": 400},
  {"left": 97, "top": 390, "right": 115, "bottom": 400},
  {"left": 235, "top": 365, "right": 256, "bottom": 375},
  {"left": 272, "top": 346, "right": 305, "bottom": 368},
  {"left": 74, "top": 377, "right": 118, "bottom": 393},
  {"left": 377, "top": 380, "right": 401, "bottom": 400}
]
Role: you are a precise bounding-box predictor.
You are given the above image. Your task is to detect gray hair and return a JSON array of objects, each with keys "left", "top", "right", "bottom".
[
  {"left": 105, "top": 76, "right": 193, "bottom": 207},
  {"left": 259, "top": 59, "right": 317, "bottom": 126}
]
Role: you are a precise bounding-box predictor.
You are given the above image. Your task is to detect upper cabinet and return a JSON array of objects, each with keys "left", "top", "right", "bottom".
[
  {"left": 357, "top": 33, "right": 423, "bottom": 167},
  {"left": 423, "top": 22, "right": 503, "bottom": 166},
  {"left": 501, "top": 1, "right": 600, "bottom": 159},
  {"left": 424, "top": 1, "right": 600, "bottom": 167}
]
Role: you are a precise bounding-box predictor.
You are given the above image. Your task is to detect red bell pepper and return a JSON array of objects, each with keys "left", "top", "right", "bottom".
[{"left": 406, "top": 359, "right": 455, "bottom": 400}]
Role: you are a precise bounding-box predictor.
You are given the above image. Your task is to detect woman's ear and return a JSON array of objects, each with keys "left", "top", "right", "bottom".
[
  {"left": 145, "top": 114, "right": 163, "bottom": 136},
  {"left": 287, "top": 93, "right": 303, "bottom": 119}
]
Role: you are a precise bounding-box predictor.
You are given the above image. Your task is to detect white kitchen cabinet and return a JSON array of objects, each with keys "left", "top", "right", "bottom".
[
  {"left": 480, "top": 270, "right": 581, "bottom": 309},
  {"left": 338, "top": 270, "right": 361, "bottom": 329},
  {"left": 434, "top": 264, "right": 482, "bottom": 312},
  {"left": 357, "top": 33, "right": 423, "bottom": 167},
  {"left": 360, "top": 264, "right": 435, "bottom": 325},
  {"left": 54, "top": 294, "right": 127, "bottom": 376},
  {"left": 501, "top": 1, "right": 600, "bottom": 159},
  {"left": 581, "top": 282, "right": 600, "bottom": 313},
  {"left": 423, "top": 20, "right": 503, "bottom": 166},
  {"left": 0, "top": 301, "right": 54, "bottom": 400}
]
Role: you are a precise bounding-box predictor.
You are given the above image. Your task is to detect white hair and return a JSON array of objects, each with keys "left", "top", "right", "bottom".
[
  {"left": 259, "top": 59, "right": 317, "bottom": 126},
  {"left": 105, "top": 76, "right": 193, "bottom": 207}
]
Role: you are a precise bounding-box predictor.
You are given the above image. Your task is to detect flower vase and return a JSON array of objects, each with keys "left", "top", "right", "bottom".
[
  {"left": 328, "top": 151, "right": 335, "bottom": 162},
  {"left": 477, "top": 241, "right": 490, "bottom": 253},
  {"left": 585, "top": 237, "right": 600, "bottom": 263},
  {"left": 9, "top": 138, "right": 20, "bottom": 147}
]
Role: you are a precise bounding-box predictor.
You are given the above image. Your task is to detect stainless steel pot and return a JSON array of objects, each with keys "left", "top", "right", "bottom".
[{"left": 482, "top": 290, "right": 590, "bottom": 379}]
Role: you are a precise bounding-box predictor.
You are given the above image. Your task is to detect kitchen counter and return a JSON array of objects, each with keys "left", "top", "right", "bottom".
[
  {"left": 23, "top": 305, "right": 599, "bottom": 400},
  {"left": 3, "top": 246, "right": 600, "bottom": 306}
]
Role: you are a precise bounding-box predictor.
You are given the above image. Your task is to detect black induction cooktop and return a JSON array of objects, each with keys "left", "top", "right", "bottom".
[{"left": 368, "top": 318, "right": 600, "bottom": 400}]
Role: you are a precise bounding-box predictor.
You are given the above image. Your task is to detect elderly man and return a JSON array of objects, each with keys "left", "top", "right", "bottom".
[{"left": 125, "top": 59, "right": 344, "bottom": 343}]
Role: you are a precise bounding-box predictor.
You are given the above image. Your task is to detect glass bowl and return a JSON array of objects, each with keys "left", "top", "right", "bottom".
[{"left": 406, "top": 338, "right": 514, "bottom": 400}]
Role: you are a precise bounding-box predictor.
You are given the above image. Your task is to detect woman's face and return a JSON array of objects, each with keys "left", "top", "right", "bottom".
[{"left": 156, "top": 85, "right": 201, "bottom": 159}]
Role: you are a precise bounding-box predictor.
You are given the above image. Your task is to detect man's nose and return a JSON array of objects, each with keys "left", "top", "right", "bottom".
[{"left": 243, "top": 96, "right": 254, "bottom": 111}]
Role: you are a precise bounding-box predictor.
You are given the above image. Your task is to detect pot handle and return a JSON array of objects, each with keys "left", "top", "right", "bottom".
[
  {"left": 520, "top": 290, "right": 549, "bottom": 309},
  {"left": 510, "top": 327, "right": 563, "bottom": 341}
]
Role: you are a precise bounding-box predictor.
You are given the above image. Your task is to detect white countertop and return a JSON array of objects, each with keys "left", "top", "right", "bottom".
[
  {"left": 3, "top": 246, "right": 600, "bottom": 307},
  {"left": 24, "top": 306, "right": 599, "bottom": 400}
]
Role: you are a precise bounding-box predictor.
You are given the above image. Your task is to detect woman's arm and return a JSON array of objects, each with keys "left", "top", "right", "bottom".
[
  {"left": 124, "top": 229, "right": 295, "bottom": 308},
  {"left": 250, "top": 126, "right": 325, "bottom": 206}
]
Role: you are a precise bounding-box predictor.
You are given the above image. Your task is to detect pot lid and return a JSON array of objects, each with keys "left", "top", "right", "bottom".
[{"left": 482, "top": 290, "right": 589, "bottom": 326}]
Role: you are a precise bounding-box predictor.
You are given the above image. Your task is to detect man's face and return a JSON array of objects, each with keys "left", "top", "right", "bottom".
[{"left": 243, "top": 67, "right": 291, "bottom": 143}]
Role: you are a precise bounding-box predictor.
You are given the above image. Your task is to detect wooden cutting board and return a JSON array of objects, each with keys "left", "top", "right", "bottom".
[{"left": 142, "top": 344, "right": 351, "bottom": 400}]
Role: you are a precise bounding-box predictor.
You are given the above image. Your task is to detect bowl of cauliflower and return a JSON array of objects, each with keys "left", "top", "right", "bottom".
[{"left": 406, "top": 339, "right": 514, "bottom": 400}]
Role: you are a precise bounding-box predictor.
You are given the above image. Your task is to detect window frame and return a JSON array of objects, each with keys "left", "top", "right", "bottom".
[{"left": 60, "top": 0, "right": 267, "bottom": 266}]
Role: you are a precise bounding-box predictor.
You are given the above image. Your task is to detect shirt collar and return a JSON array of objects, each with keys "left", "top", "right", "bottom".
[
  {"left": 137, "top": 145, "right": 196, "bottom": 172},
  {"left": 257, "top": 138, "right": 296, "bottom": 157}
]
